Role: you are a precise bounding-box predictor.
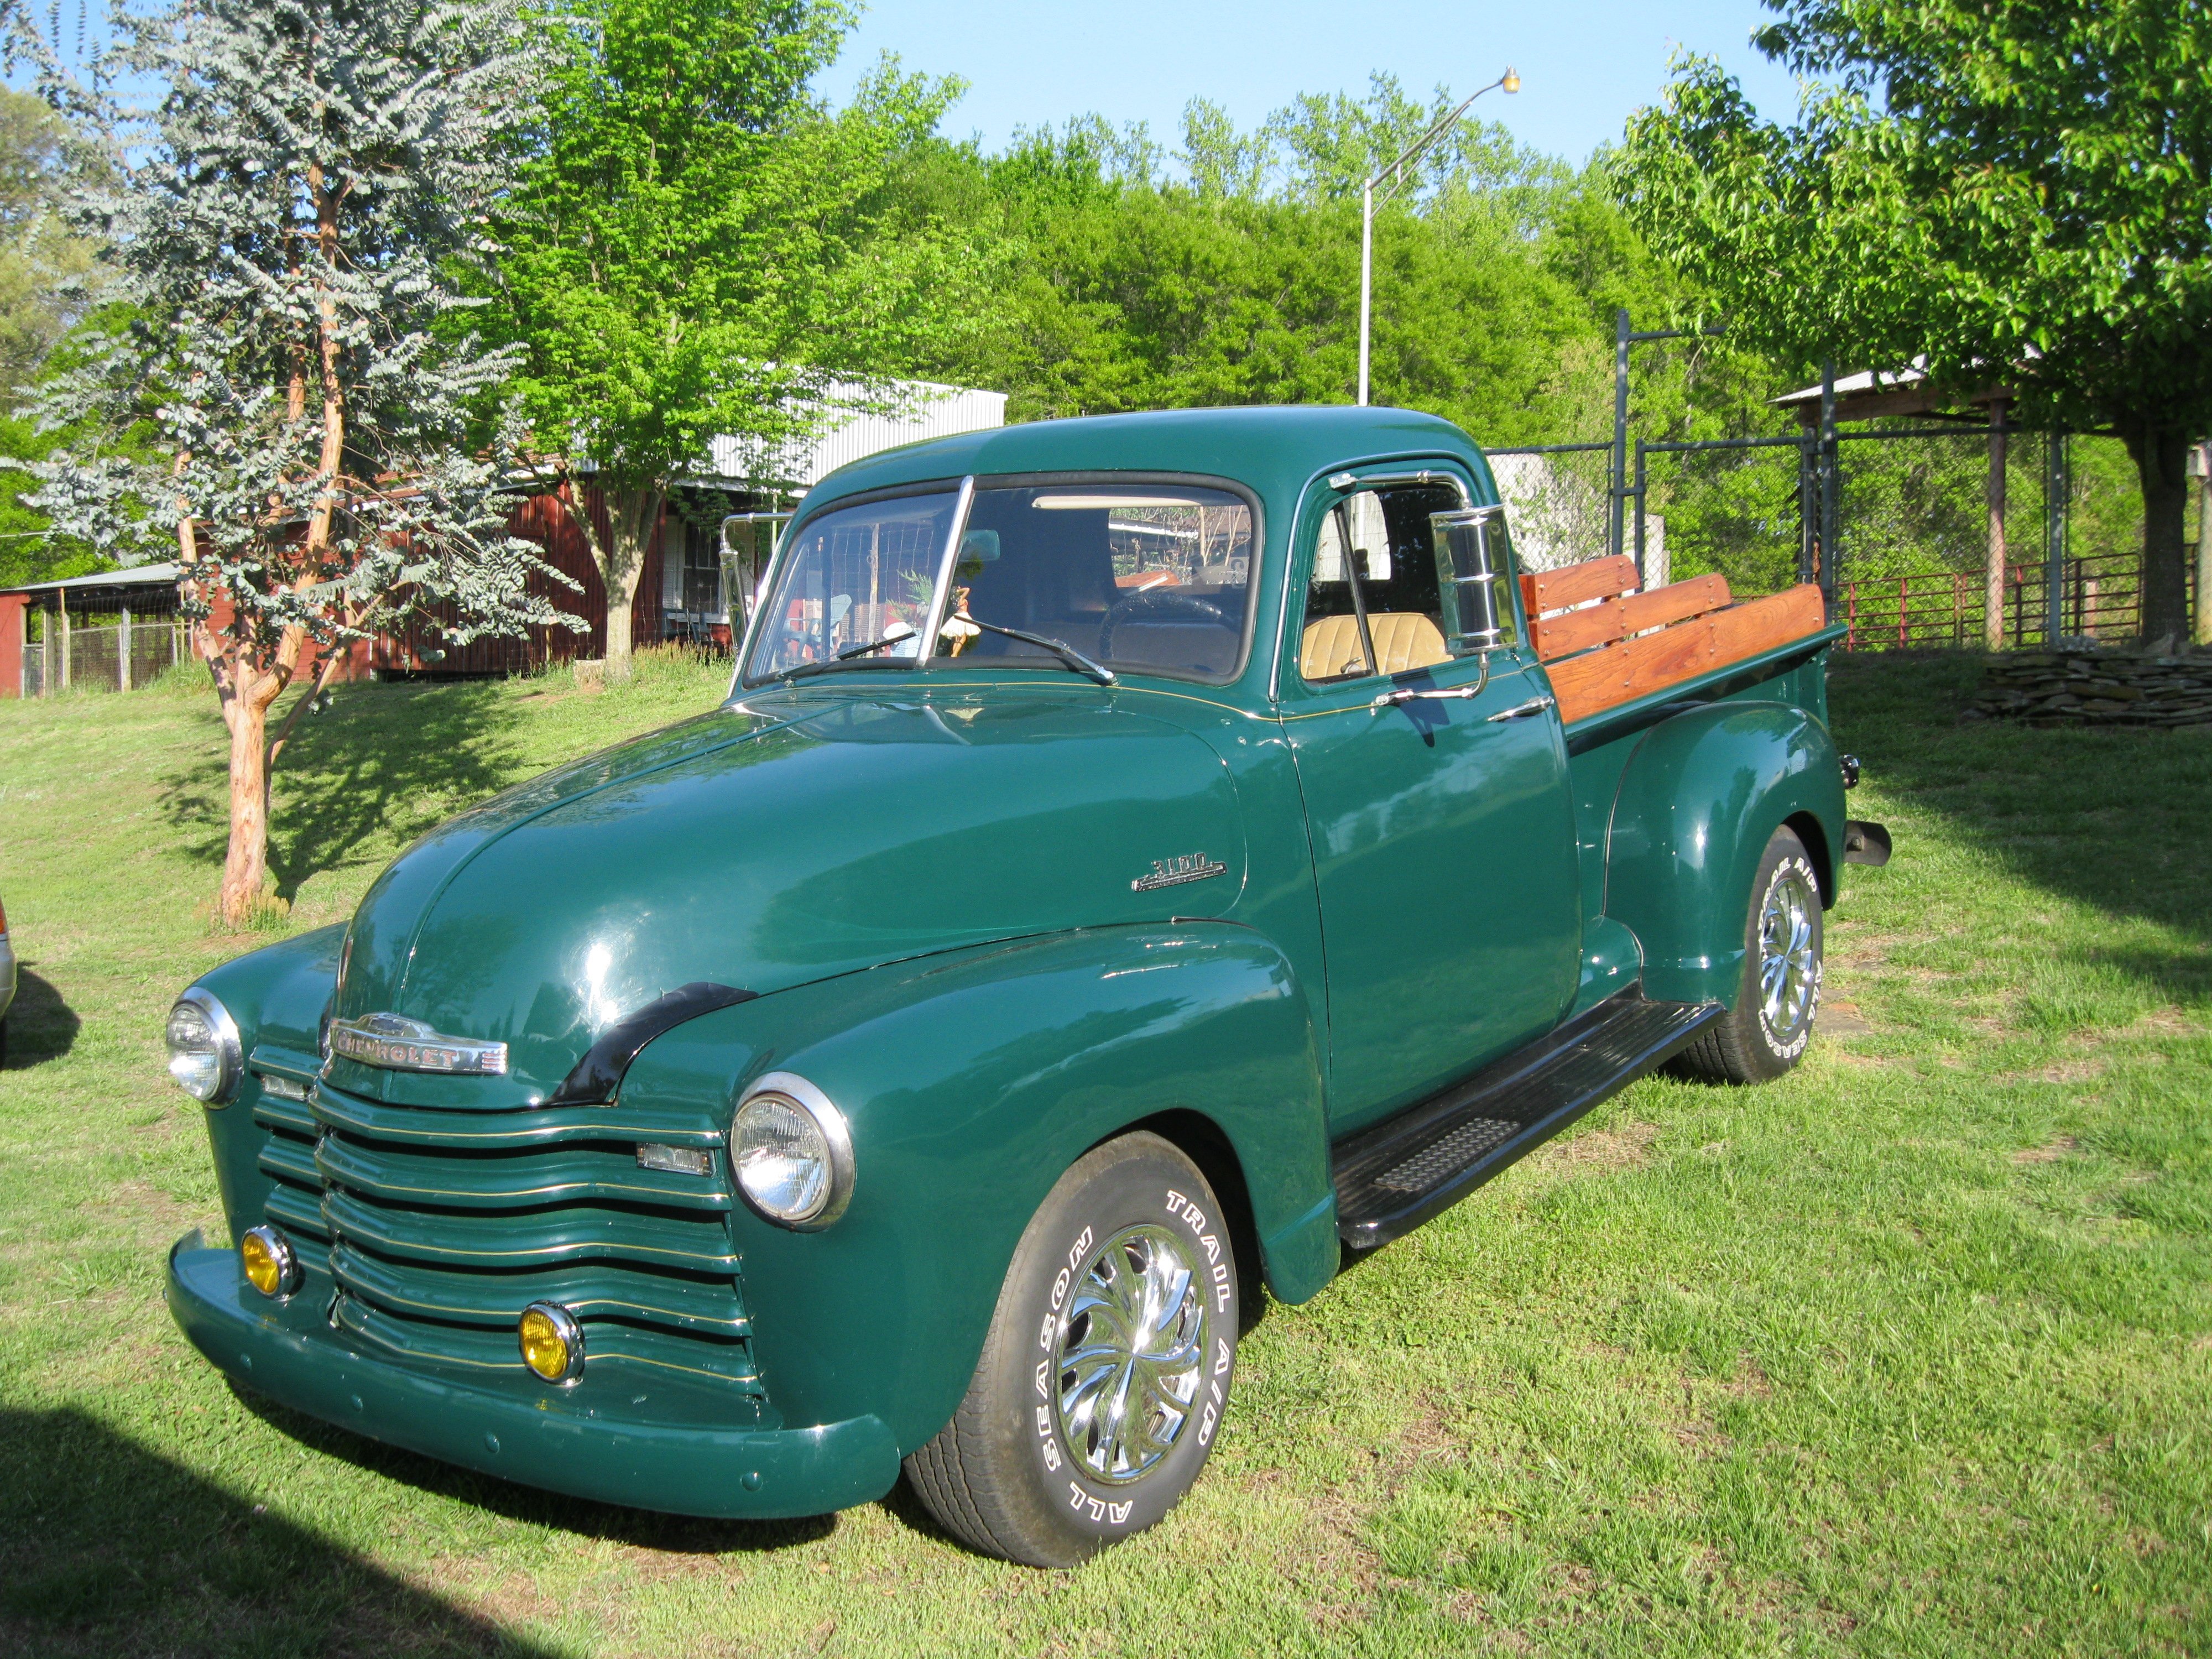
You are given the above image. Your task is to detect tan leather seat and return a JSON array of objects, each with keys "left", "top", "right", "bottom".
[{"left": 1301, "top": 612, "right": 1448, "bottom": 680}]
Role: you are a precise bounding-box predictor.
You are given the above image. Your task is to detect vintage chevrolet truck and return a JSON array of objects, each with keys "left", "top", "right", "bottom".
[{"left": 163, "top": 406, "right": 1888, "bottom": 1566}]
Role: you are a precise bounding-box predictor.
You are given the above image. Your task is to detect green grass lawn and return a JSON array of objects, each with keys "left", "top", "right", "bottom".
[{"left": 0, "top": 649, "right": 2205, "bottom": 1657}]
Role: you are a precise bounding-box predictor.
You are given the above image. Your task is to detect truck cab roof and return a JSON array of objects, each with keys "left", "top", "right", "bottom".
[{"left": 801, "top": 405, "right": 1495, "bottom": 522}]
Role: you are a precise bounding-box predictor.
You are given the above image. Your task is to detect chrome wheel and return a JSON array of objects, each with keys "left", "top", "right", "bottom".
[
  {"left": 1053, "top": 1224, "right": 1206, "bottom": 1485},
  {"left": 1758, "top": 865, "right": 1820, "bottom": 1042}
]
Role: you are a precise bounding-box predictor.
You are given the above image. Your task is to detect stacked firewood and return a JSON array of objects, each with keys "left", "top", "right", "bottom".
[{"left": 1965, "top": 646, "right": 2212, "bottom": 727}]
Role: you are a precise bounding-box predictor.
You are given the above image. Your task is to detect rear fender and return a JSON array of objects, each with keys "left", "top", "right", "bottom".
[
  {"left": 1602, "top": 704, "right": 1845, "bottom": 1008},
  {"left": 620, "top": 922, "right": 1333, "bottom": 1453}
]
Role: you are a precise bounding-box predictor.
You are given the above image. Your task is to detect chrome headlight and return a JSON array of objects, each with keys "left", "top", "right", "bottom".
[
  {"left": 166, "top": 987, "right": 242, "bottom": 1105},
  {"left": 732, "top": 1072, "right": 854, "bottom": 1229}
]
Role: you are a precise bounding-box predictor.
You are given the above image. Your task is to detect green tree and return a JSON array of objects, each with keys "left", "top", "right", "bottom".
[
  {"left": 0, "top": 87, "right": 108, "bottom": 588},
  {"left": 1619, "top": 0, "right": 2212, "bottom": 641},
  {"left": 29, "top": 0, "right": 562, "bottom": 925},
  {"left": 900, "top": 89, "right": 1603, "bottom": 439},
  {"left": 0, "top": 89, "right": 99, "bottom": 399},
  {"left": 879, "top": 78, "right": 1807, "bottom": 592},
  {"left": 485, "top": 0, "right": 991, "bottom": 677}
]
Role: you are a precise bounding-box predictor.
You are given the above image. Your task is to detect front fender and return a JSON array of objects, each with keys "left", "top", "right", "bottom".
[
  {"left": 622, "top": 922, "right": 1333, "bottom": 1454},
  {"left": 1603, "top": 703, "right": 1845, "bottom": 1008},
  {"left": 190, "top": 924, "right": 346, "bottom": 1244}
]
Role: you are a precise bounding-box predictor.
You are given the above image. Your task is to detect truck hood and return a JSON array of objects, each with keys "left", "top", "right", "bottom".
[{"left": 332, "top": 687, "right": 1248, "bottom": 1103}]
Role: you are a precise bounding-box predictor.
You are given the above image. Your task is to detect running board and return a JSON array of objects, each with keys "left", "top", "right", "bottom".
[{"left": 1331, "top": 989, "right": 1721, "bottom": 1251}]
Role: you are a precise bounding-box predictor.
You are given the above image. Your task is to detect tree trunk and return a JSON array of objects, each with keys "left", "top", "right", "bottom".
[
  {"left": 2128, "top": 421, "right": 2191, "bottom": 646},
  {"left": 216, "top": 668, "right": 281, "bottom": 925},
  {"left": 599, "top": 484, "right": 661, "bottom": 680}
]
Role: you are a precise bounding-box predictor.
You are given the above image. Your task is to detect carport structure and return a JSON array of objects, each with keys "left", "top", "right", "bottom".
[
  {"left": 0, "top": 564, "right": 184, "bottom": 697},
  {"left": 1487, "top": 311, "right": 2103, "bottom": 651},
  {"left": 1770, "top": 362, "right": 2058, "bottom": 653}
]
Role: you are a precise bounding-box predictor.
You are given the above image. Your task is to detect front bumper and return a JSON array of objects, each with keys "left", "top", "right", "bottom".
[
  {"left": 0, "top": 929, "right": 15, "bottom": 1023},
  {"left": 166, "top": 1238, "right": 901, "bottom": 1519}
]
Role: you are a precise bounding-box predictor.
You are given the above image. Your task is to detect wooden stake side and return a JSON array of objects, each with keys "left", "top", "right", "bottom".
[
  {"left": 1542, "top": 582, "right": 1825, "bottom": 724},
  {"left": 1519, "top": 555, "right": 1640, "bottom": 616},
  {"left": 1530, "top": 572, "right": 1733, "bottom": 660}
]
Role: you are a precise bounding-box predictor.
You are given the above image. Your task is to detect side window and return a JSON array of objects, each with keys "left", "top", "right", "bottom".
[{"left": 1297, "top": 482, "right": 1463, "bottom": 684}]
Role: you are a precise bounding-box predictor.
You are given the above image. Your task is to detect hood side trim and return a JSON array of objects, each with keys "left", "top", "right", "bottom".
[{"left": 544, "top": 983, "right": 760, "bottom": 1107}]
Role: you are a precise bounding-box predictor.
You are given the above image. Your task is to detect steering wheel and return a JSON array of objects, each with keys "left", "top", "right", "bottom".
[{"left": 1098, "top": 589, "right": 1233, "bottom": 662}]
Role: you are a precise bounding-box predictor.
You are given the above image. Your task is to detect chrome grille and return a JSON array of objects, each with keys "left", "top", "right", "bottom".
[{"left": 254, "top": 1076, "right": 762, "bottom": 1396}]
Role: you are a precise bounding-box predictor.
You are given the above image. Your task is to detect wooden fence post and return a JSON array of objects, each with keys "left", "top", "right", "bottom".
[
  {"left": 1984, "top": 400, "right": 2008, "bottom": 650},
  {"left": 2196, "top": 440, "right": 2212, "bottom": 646}
]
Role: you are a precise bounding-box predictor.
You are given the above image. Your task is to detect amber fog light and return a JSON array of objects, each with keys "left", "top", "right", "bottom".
[
  {"left": 518, "top": 1301, "right": 583, "bottom": 1384},
  {"left": 239, "top": 1225, "right": 301, "bottom": 1300}
]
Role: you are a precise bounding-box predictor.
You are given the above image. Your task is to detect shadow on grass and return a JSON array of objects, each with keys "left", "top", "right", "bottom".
[
  {"left": 231, "top": 1387, "right": 841, "bottom": 1557},
  {"left": 160, "top": 683, "right": 526, "bottom": 905},
  {"left": 2, "top": 968, "right": 79, "bottom": 1068},
  {"left": 1828, "top": 649, "right": 2212, "bottom": 990},
  {"left": 0, "top": 1405, "right": 555, "bottom": 1658}
]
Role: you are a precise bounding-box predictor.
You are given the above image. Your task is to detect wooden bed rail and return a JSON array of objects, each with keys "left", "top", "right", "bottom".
[{"left": 1520, "top": 557, "right": 1827, "bottom": 725}]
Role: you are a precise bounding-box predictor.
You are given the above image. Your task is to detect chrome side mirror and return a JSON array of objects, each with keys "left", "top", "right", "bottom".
[{"left": 1431, "top": 505, "right": 1517, "bottom": 657}]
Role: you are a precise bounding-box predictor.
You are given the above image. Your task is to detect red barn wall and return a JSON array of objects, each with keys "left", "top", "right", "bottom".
[
  {"left": 371, "top": 483, "right": 669, "bottom": 675},
  {"left": 182, "top": 484, "right": 674, "bottom": 682},
  {"left": 192, "top": 590, "right": 377, "bottom": 685},
  {"left": 0, "top": 593, "right": 24, "bottom": 697}
]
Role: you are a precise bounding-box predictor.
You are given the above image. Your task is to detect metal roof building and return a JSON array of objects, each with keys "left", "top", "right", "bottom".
[
  {"left": 702, "top": 380, "right": 1009, "bottom": 492},
  {"left": 0, "top": 381, "right": 1014, "bottom": 693}
]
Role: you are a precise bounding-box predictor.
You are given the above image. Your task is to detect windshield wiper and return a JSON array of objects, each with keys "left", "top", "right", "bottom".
[
  {"left": 950, "top": 613, "right": 1116, "bottom": 686},
  {"left": 777, "top": 624, "right": 918, "bottom": 683}
]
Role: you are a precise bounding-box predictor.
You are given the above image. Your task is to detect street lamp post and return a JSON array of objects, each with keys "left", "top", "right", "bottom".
[{"left": 1357, "top": 68, "right": 1520, "bottom": 406}]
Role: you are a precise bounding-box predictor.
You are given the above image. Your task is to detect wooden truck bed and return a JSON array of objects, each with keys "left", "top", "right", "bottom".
[{"left": 1520, "top": 557, "right": 1827, "bottom": 725}]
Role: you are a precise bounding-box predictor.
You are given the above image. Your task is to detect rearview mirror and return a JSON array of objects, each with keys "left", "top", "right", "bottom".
[{"left": 1431, "top": 505, "right": 1516, "bottom": 656}]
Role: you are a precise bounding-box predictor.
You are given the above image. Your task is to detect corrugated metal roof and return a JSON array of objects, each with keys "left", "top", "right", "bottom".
[
  {"left": 1772, "top": 361, "right": 1929, "bottom": 407},
  {"left": 3, "top": 562, "right": 180, "bottom": 596},
  {"left": 702, "top": 380, "right": 1006, "bottom": 489}
]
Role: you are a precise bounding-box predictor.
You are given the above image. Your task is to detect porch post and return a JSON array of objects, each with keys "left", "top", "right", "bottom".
[
  {"left": 119, "top": 604, "right": 132, "bottom": 691},
  {"left": 2195, "top": 439, "right": 2211, "bottom": 647},
  {"left": 1818, "top": 362, "right": 1839, "bottom": 619},
  {"left": 58, "top": 594, "right": 70, "bottom": 690},
  {"left": 1797, "top": 432, "right": 1816, "bottom": 586},
  {"left": 1984, "top": 400, "right": 2008, "bottom": 652}
]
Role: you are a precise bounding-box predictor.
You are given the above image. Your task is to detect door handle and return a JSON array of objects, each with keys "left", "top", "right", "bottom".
[
  {"left": 1370, "top": 685, "right": 1480, "bottom": 712},
  {"left": 1369, "top": 653, "right": 1495, "bottom": 713},
  {"left": 1485, "top": 695, "right": 1556, "bottom": 723}
]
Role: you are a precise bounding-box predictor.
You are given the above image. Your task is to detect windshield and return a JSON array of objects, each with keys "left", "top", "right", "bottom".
[
  {"left": 743, "top": 490, "right": 958, "bottom": 680},
  {"left": 948, "top": 483, "right": 1254, "bottom": 684},
  {"left": 742, "top": 479, "right": 1257, "bottom": 686}
]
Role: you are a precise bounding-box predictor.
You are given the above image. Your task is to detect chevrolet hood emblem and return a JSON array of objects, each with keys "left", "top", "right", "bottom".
[{"left": 327, "top": 1013, "right": 509, "bottom": 1076}]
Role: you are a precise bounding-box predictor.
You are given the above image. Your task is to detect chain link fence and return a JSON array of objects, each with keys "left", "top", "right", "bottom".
[
  {"left": 1493, "top": 421, "right": 2169, "bottom": 653},
  {"left": 21, "top": 598, "right": 184, "bottom": 695}
]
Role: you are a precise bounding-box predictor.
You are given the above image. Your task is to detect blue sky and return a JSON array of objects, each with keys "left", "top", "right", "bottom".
[{"left": 817, "top": 0, "right": 1808, "bottom": 168}]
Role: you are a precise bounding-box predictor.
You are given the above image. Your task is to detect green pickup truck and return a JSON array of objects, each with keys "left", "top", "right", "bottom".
[{"left": 163, "top": 406, "right": 1887, "bottom": 1566}]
